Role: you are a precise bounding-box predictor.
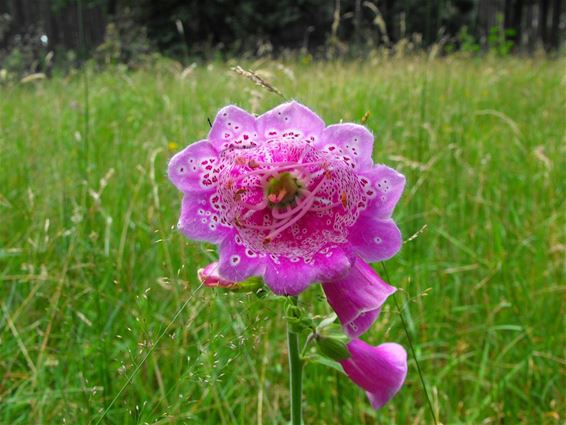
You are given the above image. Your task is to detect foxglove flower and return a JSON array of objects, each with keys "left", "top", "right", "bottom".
[
  {"left": 169, "top": 101, "right": 408, "bottom": 414},
  {"left": 340, "top": 339, "right": 408, "bottom": 409},
  {"left": 322, "top": 259, "right": 396, "bottom": 337},
  {"left": 168, "top": 101, "right": 404, "bottom": 299}
]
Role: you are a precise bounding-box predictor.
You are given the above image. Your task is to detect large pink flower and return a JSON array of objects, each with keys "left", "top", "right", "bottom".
[{"left": 168, "top": 102, "right": 405, "bottom": 301}]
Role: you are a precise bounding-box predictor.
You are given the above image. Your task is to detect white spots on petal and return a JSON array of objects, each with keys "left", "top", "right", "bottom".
[
  {"left": 230, "top": 255, "right": 241, "bottom": 266},
  {"left": 374, "top": 236, "right": 382, "bottom": 244},
  {"left": 245, "top": 249, "right": 257, "bottom": 258},
  {"left": 348, "top": 322, "right": 359, "bottom": 333},
  {"left": 376, "top": 178, "right": 391, "bottom": 193}
]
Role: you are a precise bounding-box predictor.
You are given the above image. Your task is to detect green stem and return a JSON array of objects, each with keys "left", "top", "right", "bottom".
[{"left": 287, "top": 296, "right": 303, "bottom": 425}]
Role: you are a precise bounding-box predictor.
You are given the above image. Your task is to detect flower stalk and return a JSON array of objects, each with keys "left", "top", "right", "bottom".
[{"left": 287, "top": 296, "right": 303, "bottom": 425}]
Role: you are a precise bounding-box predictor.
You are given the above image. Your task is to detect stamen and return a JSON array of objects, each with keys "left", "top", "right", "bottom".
[
  {"left": 264, "top": 175, "right": 328, "bottom": 241},
  {"left": 234, "top": 160, "right": 327, "bottom": 183},
  {"left": 271, "top": 194, "right": 309, "bottom": 219},
  {"left": 234, "top": 188, "right": 246, "bottom": 201},
  {"left": 235, "top": 156, "right": 248, "bottom": 165},
  {"left": 341, "top": 191, "right": 348, "bottom": 209},
  {"left": 264, "top": 197, "right": 316, "bottom": 242}
]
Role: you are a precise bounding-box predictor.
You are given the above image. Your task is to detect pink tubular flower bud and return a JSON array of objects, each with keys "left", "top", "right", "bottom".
[
  {"left": 339, "top": 339, "right": 407, "bottom": 409},
  {"left": 198, "top": 262, "right": 237, "bottom": 288}
]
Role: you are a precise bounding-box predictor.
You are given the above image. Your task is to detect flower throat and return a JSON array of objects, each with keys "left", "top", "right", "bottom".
[{"left": 265, "top": 172, "right": 301, "bottom": 207}]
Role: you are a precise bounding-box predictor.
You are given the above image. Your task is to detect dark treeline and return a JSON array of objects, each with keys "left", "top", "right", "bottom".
[{"left": 0, "top": 0, "right": 564, "bottom": 71}]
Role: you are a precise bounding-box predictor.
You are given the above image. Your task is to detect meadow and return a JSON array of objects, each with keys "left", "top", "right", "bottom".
[{"left": 0, "top": 56, "right": 564, "bottom": 424}]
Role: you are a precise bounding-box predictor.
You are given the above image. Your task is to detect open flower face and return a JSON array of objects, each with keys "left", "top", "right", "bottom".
[{"left": 169, "top": 101, "right": 405, "bottom": 296}]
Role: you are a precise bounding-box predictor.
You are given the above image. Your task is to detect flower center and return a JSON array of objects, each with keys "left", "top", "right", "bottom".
[
  {"left": 215, "top": 139, "right": 367, "bottom": 258},
  {"left": 265, "top": 172, "right": 301, "bottom": 207}
]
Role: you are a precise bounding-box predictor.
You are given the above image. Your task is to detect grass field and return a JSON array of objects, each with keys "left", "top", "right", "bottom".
[{"left": 1, "top": 56, "right": 565, "bottom": 424}]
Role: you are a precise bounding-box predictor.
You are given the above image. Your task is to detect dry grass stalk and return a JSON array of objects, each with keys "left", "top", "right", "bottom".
[{"left": 231, "top": 65, "right": 285, "bottom": 99}]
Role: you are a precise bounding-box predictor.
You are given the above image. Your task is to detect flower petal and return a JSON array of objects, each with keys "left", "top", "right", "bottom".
[
  {"left": 322, "top": 259, "right": 396, "bottom": 337},
  {"left": 208, "top": 105, "right": 258, "bottom": 151},
  {"left": 349, "top": 217, "right": 402, "bottom": 262},
  {"left": 256, "top": 101, "right": 325, "bottom": 143},
  {"left": 359, "top": 165, "right": 406, "bottom": 218},
  {"left": 264, "top": 247, "right": 353, "bottom": 296},
  {"left": 177, "top": 192, "right": 232, "bottom": 243},
  {"left": 319, "top": 124, "right": 374, "bottom": 170},
  {"left": 168, "top": 140, "right": 221, "bottom": 192},
  {"left": 218, "top": 234, "right": 267, "bottom": 282},
  {"left": 340, "top": 340, "right": 407, "bottom": 409},
  {"left": 198, "top": 262, "right": 236, "bottom": 288}
]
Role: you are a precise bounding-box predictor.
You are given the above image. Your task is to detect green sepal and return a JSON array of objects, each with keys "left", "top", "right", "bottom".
[
  {"left": 303, "top": 353, "right": 345, "bottom": 374},
  {"left": 316, "top": 335, "right": 351, "bottom": 361},
  {"left": 285, "top": 302, "right": 315, "bottom": 334}
]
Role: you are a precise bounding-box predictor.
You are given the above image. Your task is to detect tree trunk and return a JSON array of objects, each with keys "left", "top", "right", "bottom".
[
  {"left": 540, "top": 0, "right": 550, "bottom": 49},
  {"left": 512, "top": 0, "right": 524, "bottom": 46},
  {"left": 550, "top": 0, "right": 563, "bottom": 50},
  {"left": 354, "top": 0, "right": 361, "bottom": 45},
  {"left": 504, "top": 0, "right": 514, "bottom": 32},
  {"left": 383, "top": 0, "right": 396, "bottom": 44}
]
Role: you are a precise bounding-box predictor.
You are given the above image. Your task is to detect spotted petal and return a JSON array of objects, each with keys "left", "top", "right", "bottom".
[
  {"left": 256, "top": 101, "right": 325, "bottom": 143},
  {"left": 208, "top": 105, "right": 258, "bottom": 151},
  {"left": 349, "top": 217, "right": 402, "bottom": 262},
  {"left": 218, "top": 234, "right": 267, "bottom": 282},
  {"left": 319, "top": 124, "right": 375, "bottom": 170},
  {"left": 168, "top": 140, "right": 220, "bottom": 192},
  {"left": 264, "top": 248, "right": 353, "bottom": 296},
  {"left": 359, "top": 165, "right": 406, "bottom": 218},
  {"left": 178, "top": 192, "right": 232, "bottom": 243}
]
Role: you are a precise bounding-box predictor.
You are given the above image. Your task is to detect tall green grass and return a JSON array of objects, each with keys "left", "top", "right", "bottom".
[{"left": 1, "top": 57, "right": 564, "bottom": 424}]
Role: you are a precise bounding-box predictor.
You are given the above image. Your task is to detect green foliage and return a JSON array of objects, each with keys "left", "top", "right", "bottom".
[
  {"left": 458, "top": 25, "right": 481, "bottom": 54},
  {"left": 93, "top": 8, "right": 153, "bottom": 67},
  {"left": 0, "top": 57, "right": 564, "bottom": 424},
  {"left": 487, "top": 14, "right": 515, "bottom": 57}
]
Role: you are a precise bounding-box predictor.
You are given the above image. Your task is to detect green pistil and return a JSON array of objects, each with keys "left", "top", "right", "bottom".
[{"left": 266, "top": 172, "right": 301, "bottom": 207}]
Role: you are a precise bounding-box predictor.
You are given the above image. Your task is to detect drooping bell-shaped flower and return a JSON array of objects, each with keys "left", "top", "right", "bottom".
[
  {"left": 322, "top": 259, "right": 396, "bottom": 337},
  {"left": 339, "top": 339, "right": 408, "bottom": 409}
]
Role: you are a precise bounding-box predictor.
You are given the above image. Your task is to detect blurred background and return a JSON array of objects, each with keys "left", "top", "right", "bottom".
[
  {"left": 0, "top": 0, "right": 564, "bottom": 77},
  {"left": 1, "top": 1, "right": 565, "bottom": 425}
]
